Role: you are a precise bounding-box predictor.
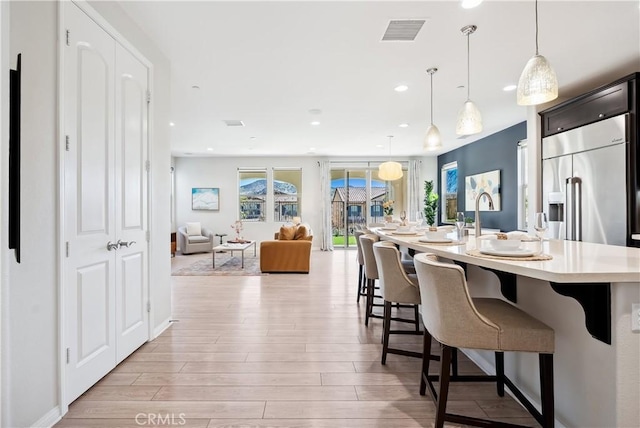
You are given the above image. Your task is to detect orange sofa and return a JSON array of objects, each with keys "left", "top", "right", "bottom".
[{"left": 260, "top": 227, "right": 312, "bottom": 273}]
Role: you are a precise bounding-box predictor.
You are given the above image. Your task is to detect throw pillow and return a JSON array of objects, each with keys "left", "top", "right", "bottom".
[
  {"left": 278, "top": 225, "right": 296, "bottom": 240},
  {"left": 186, "top": 222, "right": 202, "bottom": 236},
  {"left": 293, "top": 225, "right": 308, "bottom": 240}
]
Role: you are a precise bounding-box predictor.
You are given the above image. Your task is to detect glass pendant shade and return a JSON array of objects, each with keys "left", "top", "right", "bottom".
[
  {"left": 455, "top": 100, "right": 483, "bottom": 136},
  {"left": 517, "top": 54, "right": 558, "bottom": 105},
  {"left": 423, "top": 124, "right": 442, "bottom": 151},
  {"left": 378, "top": 161, "right": 403, "bottom": 181}
]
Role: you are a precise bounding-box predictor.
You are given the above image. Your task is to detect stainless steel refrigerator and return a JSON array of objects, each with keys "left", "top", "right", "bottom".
[{"left": 542, "top": 114, "right": 628, "bottom": 246}]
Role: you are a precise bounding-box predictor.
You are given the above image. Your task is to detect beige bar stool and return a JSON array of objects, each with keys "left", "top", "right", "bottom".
[
  {"left": 414, "top": 253, "right": 555, "bottom": 428},
  {"left": 359, "top": 233, "right": 383, "bottom": 326},
  {"left": 373, "top": 241, "right": 422, "bottom": 364},
  {"left": 354, "top": 230, "right": 367, "bottom": 303}
]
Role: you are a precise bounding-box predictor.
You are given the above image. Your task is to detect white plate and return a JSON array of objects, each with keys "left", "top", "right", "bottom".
[
  {"left": 419, "top": 237, "right": 453, "bottom": 243},
  {"left": 380, "top": 226, "right": 398, "bottom": 230},
  {"left": 480, "top": 248, "right": 536, "bottom": 257},
  {"left": 391, "top": 231, "right": 418, "bottom": 236}
]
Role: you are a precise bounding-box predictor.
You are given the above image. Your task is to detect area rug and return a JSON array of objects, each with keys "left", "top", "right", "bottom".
[{"left": 172, "top": 255, "right": 265, "bottom": 276}]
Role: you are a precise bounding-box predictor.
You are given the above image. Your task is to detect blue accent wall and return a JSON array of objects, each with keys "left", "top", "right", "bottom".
[{"left": 437, "top": 122, "right": 526, "bottom": 232}]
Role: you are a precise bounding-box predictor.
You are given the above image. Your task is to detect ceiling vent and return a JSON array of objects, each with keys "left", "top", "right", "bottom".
[
  {"left": 223, "top": 120, "right": 245, "bottom": 127},
  {"left": 382, "top": 20, "right": 426, "bottom": 41}
]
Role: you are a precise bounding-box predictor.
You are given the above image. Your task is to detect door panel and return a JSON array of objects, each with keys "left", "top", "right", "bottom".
[
  {"left": 78, "top": 47, "right": 110, "bottom": 233},
  {"left": 542, "top": 155, "right": 572, "bottom": 240},
  {"left": 120, "top": 252, "right": 144, "bottom": 334},
  {"left": 114, "top": 43, "right": 149, "bottom": 363},
  {"left": 120, "top": 77, "right": 144, "bottom": 229},
  {"left": 573, "top": 144, "right": 626, "bottom": 246},
  {"left": 64, "top": 2, "right": 116, "bottom": 403},
  {"left": 77, "top": 262, "right": 110, "bottom": 361}
]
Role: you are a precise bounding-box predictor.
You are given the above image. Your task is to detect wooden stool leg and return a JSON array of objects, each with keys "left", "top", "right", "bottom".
[
  {"left": 381, "top": 301, "right": 391, "bottom": 365},
  {"left": 365, "top": 278, "right": 373, "bottom": 326},
  {"left": 495, "top": 351, "right": 505, "bottom": 397},
  {"left": 451, "top": 347, "right": 459, "bottom": 377},
  {"left": 357, "top": 265, "right": 363, "bottom": 303},
  {"left": 435, "top": 344, "right": 453, "bottom": 428},
  {"left": 420, "top": 327, "right": 432, "bottom": 396},
  {"left": 540, "top": 353, "right": 555, "bottom": 428},
  {"left": 413, "top": 304, "right": 420, "bottom": 332}
]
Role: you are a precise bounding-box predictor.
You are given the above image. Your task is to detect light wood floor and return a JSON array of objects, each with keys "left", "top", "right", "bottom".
[{"left": 55, "top": 250, "right": 540, "bottom": 428}]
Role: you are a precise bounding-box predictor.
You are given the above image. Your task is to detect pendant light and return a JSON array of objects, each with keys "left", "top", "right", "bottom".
[
  {"left": 517, "top": 0, "right": 558, "bottom": 105},
  {"left": 378, "top": 136, "right": 403, "bottom": 181},
  {"left": 424, "top": 67, "right": 442, "bottom": 151},
  {"left": 455, "top": 25, "right": 482, "bottom": 136}
]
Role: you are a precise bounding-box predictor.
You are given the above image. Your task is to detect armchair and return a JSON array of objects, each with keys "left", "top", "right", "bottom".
[{"left": 178, "top": 222, "right": 214, "bottom": 254}]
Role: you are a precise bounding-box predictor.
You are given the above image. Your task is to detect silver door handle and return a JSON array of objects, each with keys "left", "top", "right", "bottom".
[
  {"left": 106, "top": 241, "right": 119, "bottom": 251},
  {"left": 117, "top": 239, "right": 136, "bottom": 248}
]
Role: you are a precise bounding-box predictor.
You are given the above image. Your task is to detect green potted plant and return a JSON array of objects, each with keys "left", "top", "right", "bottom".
[{"left": 423, "top": 180, "right": 439, "bottom": 227}]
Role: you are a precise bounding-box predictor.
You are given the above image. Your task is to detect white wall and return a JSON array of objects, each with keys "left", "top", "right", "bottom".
[
  {"left": 3, "top": 2, "right": 59, "bottom": 426},
  {"left": 174, "top": 156, "right": 438, "bottom": 248},
  {"left": 0, "top": 1, "right": 172, "bottom": 426},
  {"left": 0, "top": 1, "right": 9, "bottom": 425}
]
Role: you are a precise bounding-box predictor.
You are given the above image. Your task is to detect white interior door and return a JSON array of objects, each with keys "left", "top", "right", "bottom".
[
  {"left": 114, "top": 43, "right": 149, "bottom": 362},
  {"left": 63, "top": 2, "right": 116, "bottom": 403},
  {"left": 63, "top": 2, "right": 150, "bottom": 403}
]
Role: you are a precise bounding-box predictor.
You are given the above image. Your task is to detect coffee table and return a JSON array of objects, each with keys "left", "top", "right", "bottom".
[{"left": 212, "top": 241, "right": 256, "bottom": 269}]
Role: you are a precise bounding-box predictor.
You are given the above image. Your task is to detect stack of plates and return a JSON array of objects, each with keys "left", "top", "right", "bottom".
[{"left": 479, "top": 248, "right": 536, "bottom": 257}]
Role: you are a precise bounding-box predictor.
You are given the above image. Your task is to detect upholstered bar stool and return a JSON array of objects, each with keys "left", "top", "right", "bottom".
[
  {"left": 359, "top": 233, "right": 383, "bottom": 326},
  {"left": 414, "top": 253, "right": 555, "bottom": 428},
  {"left": 354, "top": 230, "right": 367, "bottom": 303},
  {"left": 373, "top": 241, "right": 422, "bottom": 364}
]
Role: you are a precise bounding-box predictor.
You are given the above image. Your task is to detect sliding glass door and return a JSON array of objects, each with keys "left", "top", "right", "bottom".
[{"left": 330, "top": 167, "right": 399, "bottom": 248}]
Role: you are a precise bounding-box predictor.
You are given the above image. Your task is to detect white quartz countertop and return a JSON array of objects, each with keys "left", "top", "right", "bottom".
[{"left": 373, "top": 229, "right": 640, "bottom": 283}]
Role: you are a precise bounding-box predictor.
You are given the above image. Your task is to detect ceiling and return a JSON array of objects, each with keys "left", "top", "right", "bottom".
[{"left": 116, "top": 1, "right": 640, "bottom": 158}]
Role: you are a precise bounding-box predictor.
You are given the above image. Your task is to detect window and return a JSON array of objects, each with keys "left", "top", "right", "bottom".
[
  {"left": 238, "top": 169, "right": 267, "bottom": 221},
  {"left": 441, "top": 162, "right": 458, "bottom": 223},
  {"left": 517, "top": 140, "right": 528, "bottom": 230},
  {"left": 273, "top": 168, "right": 302, "bottom": 222}
]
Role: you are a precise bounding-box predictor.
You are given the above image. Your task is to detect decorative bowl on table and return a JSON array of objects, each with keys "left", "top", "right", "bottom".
[
  {"left": 425, "top": 229, "right": 447, "bottom": 240},
  {"left": 488, "top": 238, "right": 522, "bottom": 251}
]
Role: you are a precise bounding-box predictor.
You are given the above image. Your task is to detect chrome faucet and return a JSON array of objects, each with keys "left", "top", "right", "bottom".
[{"left": 475, "top": 191, "right": 495, "bottom": 238}]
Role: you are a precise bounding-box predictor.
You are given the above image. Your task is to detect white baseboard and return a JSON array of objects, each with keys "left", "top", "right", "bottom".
[
  {"left": 152, "top": 316, "right": 172, "bottom": 338},
  {"left": 31, "top": 406, "right": 61, "bottom": 428}
]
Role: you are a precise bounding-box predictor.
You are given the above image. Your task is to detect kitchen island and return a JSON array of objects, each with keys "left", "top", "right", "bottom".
[{"left": 373, "top": 229, "right": 640, "bottom": 428}]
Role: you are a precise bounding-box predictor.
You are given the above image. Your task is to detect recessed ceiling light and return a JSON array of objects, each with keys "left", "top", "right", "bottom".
[
  {"left": 309, "top": 147, "right": 316, "bottom": 151},
  {"left": 394, "top": 85, "right": 409, "bottom": 92},
  {"left": 399, "top": 123, "right": 409, "bottom": 128},
  {"left": 461, "top": 0, "right": 483, "bottom": 9},
  {"left": 310, "top": 121, "right": 321, "bottom": 126},
  {"left": 308, "top": 108, "right": 322, "bottom": 115},
  {"left": 169, "top": 122, "right": 175, "bottom": 127},
  {"left": 503, "top": 84, "right": 517, "bottom": 92},
  {"left": 207, "top": 147, "right": 213, "bottom": 151},
  {"left": 376, "top": 144, "right": 384, "bottom": 148}
]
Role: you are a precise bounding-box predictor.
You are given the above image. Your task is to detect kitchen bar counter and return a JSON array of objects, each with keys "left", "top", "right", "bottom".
[
  {"left": 373, "top": 229, "right": 640, "bottom": 283},
  {"left": 373, "top": 228, "right": 640, "bottom": 427}
]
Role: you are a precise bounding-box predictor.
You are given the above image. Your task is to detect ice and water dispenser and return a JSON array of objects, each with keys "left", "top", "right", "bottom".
[{"left": 547, "top": 192, "right": 564, "bottom": 239}]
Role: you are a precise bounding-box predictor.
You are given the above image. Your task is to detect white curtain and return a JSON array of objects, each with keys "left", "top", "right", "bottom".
[
  {"left": 319, "top": 160, "right": 334, "bottom": 251},
  {"left": 407, "top": 159, "right": 421, "bottom": 221}
]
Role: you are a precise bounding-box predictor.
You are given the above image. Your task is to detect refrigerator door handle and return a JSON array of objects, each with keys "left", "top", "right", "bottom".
[{"left": 566, "top": 177, "right": 583, "bottom": 241}]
